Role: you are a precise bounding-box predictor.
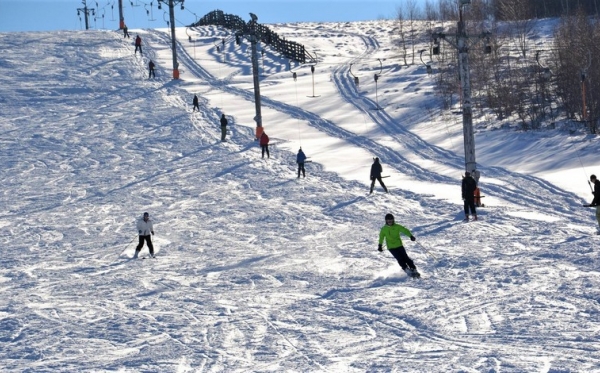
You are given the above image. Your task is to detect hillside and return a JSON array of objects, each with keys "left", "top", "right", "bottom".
[{"left": 1, "top": 20, "right": 600, "bottom": 372}]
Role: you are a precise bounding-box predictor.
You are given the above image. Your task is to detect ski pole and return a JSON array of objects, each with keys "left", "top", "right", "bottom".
[
  {"left": 120, "top": 237, "right": 136, "bottom": 257},
  {"left": 381, "top": 175, "right": 390, "bottom": 179},
  {"left": 577, "top": 151, "right": 593, "bottom": 192},
  {"left": 415, "top": 240, "right": 439, "bottom": 261}
]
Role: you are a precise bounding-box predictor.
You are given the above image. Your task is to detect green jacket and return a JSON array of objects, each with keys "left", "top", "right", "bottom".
[{"left": 379, "top": 223, "right": 412, "bottom": 249}]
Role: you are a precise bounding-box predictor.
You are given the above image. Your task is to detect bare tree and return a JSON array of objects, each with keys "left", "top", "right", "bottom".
[
  {"left": 395, "top": 5, "right": 409, "bottom": 66},
  {"left": 405, "top": 0, "right": 422, "bottom": 65}
]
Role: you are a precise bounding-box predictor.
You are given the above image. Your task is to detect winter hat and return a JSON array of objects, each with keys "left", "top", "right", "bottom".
[
  {"left": 143, "top": 212, "right": 149, "bottom": 217},
  {"left": 385, "top": 213, "right": 394, "bottom": 221},
  {"left": 465, "top": 171, "right": 471, "bottom": 177}
]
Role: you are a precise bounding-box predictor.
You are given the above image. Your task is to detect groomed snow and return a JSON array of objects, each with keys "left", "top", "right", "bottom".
[{"left": 1, "top": 19, "right": 600, "bottom": 372}]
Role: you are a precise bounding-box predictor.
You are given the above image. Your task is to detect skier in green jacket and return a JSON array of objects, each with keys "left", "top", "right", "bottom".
[{"left": 378, "top": 213, "right": 420, "bottom": 278}]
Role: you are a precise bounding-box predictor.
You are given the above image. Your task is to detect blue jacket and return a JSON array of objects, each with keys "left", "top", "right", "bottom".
[{"left": 297, "top": 150, "right": 307, "bottom": 164}]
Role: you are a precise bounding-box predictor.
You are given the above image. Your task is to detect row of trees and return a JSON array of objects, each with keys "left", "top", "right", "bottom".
[
  {"left": 495, "top": 0, "right": 600, "bottom": 19},
  {"left": 417, "top": 0, "right": 600, "bottom": 21},
  {"left": 394, "top": 0, "right": 599, "bottom": 133}
]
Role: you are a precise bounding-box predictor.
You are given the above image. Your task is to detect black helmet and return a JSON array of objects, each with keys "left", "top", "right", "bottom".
[
  {"left": 143, "top": 212, "right": 149, "bottom": 217},
  {"left": 465, "top": 171, "right": 471, "bottom": 177},
  {"left": 385, "top": 213, "right": 394, "bottom": 221}
]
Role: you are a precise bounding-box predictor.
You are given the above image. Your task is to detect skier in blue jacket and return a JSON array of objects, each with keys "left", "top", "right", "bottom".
[{"left": 296, "top": 148, "right": 307, "bottom": 178}]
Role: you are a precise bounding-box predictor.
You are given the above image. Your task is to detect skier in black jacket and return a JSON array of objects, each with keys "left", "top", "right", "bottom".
[
  {"left": 462, "top": 171, "right": 478, "bottom": 221},
  {"left": 220, "top": 114, "right": 228, "bottom": 141},
  {"left": 370, "top": 157, "right": 388, "bottom": 194},
  {"left": 587, "top": 174, "right": 600, "bottom": 232}
]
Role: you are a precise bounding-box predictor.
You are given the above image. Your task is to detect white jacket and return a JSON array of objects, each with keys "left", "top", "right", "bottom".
[{"left": 136, "top": 217, "right": 154, "bottom": 236}]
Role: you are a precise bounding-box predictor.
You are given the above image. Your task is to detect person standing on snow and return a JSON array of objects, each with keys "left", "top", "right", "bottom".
[
  {"left": 471, "top": 168, "right": 482, "bottom": 207},
  {"left": 123, "top": 25, "right": 130, "bottom": 38},
  {"left": 148, "top": 60, "right": 155, "bottom": 79},
  {"left": 462, "top": 171, "right": 478, "bottom": 221},
  {"left": 378, "top": 213, "right": 420, "bottom": 278},
  {"left": 220, "top": 114, "right": 228, "bottom": 142},
  {"left": 370, "top": 157, "right": 388, "bottom": 194},
  {"left": 192, "top": 94, "right": 200, "bottom": 112},
  {"left": 134, "top": 212, "right": 155, "bottom": 258},
  {"left": 586, "top": 174, "right": 600, "bottom": 233},
  {"left": 135, "top": 35, "right": 142, "bottom": 55},
  {"left": 471, "top": 168, "right": 481, "bottom": 186},
  {"left": 296, "top": 148, "right": 307, "bottom": 178},
  {"left": 260, "top": 131, "right": 270, "bottom": 159}
]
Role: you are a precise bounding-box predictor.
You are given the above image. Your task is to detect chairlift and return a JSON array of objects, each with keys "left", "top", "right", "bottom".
[
  {"left": 418, "top": 49, "right": 433, "bottom": 74},
  {"left": 146, "top": 3, "right": 156, "bottom": 22},
  {"left": 307, "top": 64, "right": 320, "bottom": 98},
  {"left": 109, "top": 2, "right": 116, "bottom": 21},
  {"left": 372, "top": 59, "right": 383, "bottom": 110}
]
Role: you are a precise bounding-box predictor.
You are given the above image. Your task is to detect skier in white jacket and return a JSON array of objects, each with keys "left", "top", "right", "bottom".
[{"left": 134, "top": 212, "right": 155, "bottom": 258}]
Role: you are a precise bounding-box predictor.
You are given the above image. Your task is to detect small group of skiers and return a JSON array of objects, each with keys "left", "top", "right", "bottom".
[{"left": 462, "top": 169, "right": 482, "bottom": 221}]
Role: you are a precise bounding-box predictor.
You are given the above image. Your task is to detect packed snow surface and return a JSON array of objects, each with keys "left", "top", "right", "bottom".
[{"left": 1, "top": 19, "right": 600, "bottom": 372}]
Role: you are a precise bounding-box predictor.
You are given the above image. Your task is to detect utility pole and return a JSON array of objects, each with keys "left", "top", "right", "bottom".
[
  {"left": 158, "top": 0, "right": 185, "bottom": 79},
  {"left": 77, "top": 0, "right": 95, "bottom": 30},
  {"left": 118, "top": 0, "right": 125, "bottom": 29},
  {"left": 432, "top": 0, "right": 490, "bottom": 173},
  {"left": 237, "top": 13, "right": 264, "bottom": 139}
]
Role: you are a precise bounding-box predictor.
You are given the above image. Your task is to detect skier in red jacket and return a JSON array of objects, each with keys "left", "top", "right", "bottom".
[
  {"left": 135, "top": 35, "right": 142, "bottom": 55},
  {"left": 260, "top": 132, "right": 270, "bottom": 159}
]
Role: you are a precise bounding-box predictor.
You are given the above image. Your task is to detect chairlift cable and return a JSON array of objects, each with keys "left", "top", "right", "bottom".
[
  {"left": 293, "top": 75, "right": 302, "bottom": 146},
  {"left": 576, "top": 150, "right": 593, "bottom": 192}
]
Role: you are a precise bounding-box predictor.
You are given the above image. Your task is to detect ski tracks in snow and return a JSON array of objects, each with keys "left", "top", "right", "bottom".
[{"left": 146, "top": 25, "right": 600, "bottom": 371}]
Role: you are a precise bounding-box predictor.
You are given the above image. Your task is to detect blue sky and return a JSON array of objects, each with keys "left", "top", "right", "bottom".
[{"left": 0, "top": 0, "right": 422, "bottom": 32}]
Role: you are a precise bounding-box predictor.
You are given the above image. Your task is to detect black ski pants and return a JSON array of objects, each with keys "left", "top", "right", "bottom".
[
  {"left": 370, "top": 176, "right": 388, "bottom": 193},
  {"left": 149, "top": 69, "right": 155, "bottom": 78},
  {"left": 464, "top": 197, "right": 476, "bottom": 216},
  {"left": 221, "top": 125, "right": 227, "bottom": 141},
  {"left": 135, "top": 235, "right": 154, "bottom": 255},
  {"left": 297, "top": 162, "right": 305, "bottom": 178},
  {"left": 389, "top": 246, "right": 415, "bottom": 270},
  {"left": 261, "top": 145, "right": 270, "bottom": 158}
]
